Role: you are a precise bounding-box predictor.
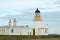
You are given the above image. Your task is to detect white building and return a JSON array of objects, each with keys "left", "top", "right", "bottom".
[{"left": 0, "top": 8, "right": 48, "bottom": 35}]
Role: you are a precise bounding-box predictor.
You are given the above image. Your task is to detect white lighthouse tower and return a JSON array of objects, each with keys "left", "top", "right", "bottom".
[
  {"left": 33, "top": 8, "right": 42, "bottom": 28},
  {"left": 33, "top": 8, "right": 48, "bottom": 35},
  {"left": 33, "top": 8, "right": 42, "bottom": 35}
]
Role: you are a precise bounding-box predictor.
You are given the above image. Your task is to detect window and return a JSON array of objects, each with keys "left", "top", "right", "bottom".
[
  {"left": 26, "top": 25, "right": 29, "bottom": 27},
  {"left": 11, "top": 29, "right": 14, "bottom": 33}
]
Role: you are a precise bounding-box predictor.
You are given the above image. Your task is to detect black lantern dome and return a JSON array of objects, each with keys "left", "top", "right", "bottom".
[{"left": 35, "top": 8, "right": 40, "bottom": 13}]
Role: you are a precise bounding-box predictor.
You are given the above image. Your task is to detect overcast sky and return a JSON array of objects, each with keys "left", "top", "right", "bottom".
[{"left": 0, "top": 0, "right": 60, "bottom": 34}]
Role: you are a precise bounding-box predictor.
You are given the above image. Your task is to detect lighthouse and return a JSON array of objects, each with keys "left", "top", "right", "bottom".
[
  {"left": 33, "top": 8, "right": 48, "bottom": 35},
  {"left": 33, "top": 8, "right": 42, "bottom": 28},
  {"left": 33, "top": 8, "right": 42, "bottom": 35}
]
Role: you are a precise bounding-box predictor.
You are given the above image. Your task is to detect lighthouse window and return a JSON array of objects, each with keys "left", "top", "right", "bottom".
[{"left": 11, "top": 29, "right": 14, "bottom": 33}]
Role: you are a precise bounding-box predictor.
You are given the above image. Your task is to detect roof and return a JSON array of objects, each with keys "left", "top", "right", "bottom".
[
  {"left": 35, "top": 8, "right": 40, "bottom": 13},
  {"left": 0, "top": 25, "right": 30, "bottom": 28}
]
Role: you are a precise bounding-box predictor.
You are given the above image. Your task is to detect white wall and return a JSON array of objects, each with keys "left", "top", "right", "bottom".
[
  {"left": 34, "top": 21, "right": 42, "bottom": 28},
  {"left": 8, "top": 27, "right": 31, "bottom": 35},
  {"left": 35, "top": 28, "right": 48, "bottom": 35}
]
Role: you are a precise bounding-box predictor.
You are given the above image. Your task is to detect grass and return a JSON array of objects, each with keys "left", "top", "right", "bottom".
[{"left": 0, "top": 35, "right": 60, "bottom": 39}]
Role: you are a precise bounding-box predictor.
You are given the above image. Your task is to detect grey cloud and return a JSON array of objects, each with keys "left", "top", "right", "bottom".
[{"left": 54, "top": 0, "right": 60, "bottom": 4}]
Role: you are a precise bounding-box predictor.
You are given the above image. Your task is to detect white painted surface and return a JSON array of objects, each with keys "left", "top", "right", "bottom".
[
  {"left": 0, "top": 26, "right": 32, "bottom": 35},
  {"left": 0, "top": 26, "right": 48, "bottom": 35},
  {"left": 34, "top": 21, "right": 42, "bottom": 28}
]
